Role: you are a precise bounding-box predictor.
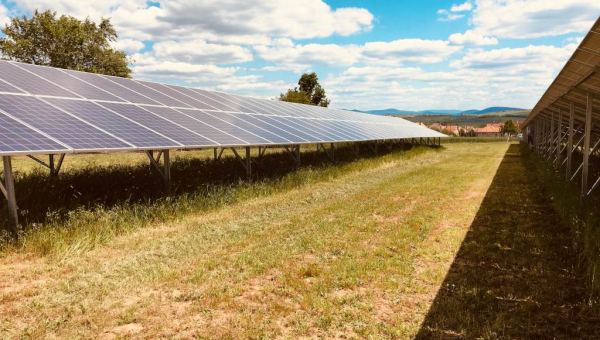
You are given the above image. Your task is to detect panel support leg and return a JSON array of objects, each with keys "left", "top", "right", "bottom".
[
  {"left": 2, "top": 156, "right": 18, "bottom": 239},
  {"left": 567, "top": 103, "right": 574, "bottom": 178},
  {"left": 582, "top": 93, "right": 593, "bottom": 199},
  {"left": 213, "top": 148, "right": 218, "bottom": 161},
  {"left": 245, "top": 146, "right": 251, "bottom": 177},
  {"left": 555, "top": 110, "right": 562, "bottom": 168},
  {"left": 163, "top": 150, "right": 171, "bottom": 194}
]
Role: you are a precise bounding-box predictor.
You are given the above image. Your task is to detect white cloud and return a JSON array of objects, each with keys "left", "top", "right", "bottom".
[
  {"left": 437, "top": 9, "right": 465, "bottom": 21},
  {"left": 0, "top": 3, "right": 10, "bottom": 26},
  {"left": 451, "top": 1, "right": 473, "bottom": 12},
  {"left": 254, "top": 39, "right": 461, "bottom": 70},
  {"left": 9, "top": 0, "right": 374, "bottom": 41},
  {"left": 110, "top": 38, "right": 145, "bottom": 54},
  {"left": 471, "top": 0, "right": 600, "bottom": 39},
  {"left": 448, "top": 30, "right": 498, "bottom": 46},
  {"left": 152, "top": 40, "right": 253, "bottom": 64}
]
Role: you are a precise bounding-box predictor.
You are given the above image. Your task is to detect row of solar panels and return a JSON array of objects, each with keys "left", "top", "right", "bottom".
[{"left": 0, "top": 61, "right": 444, "bottom": 156}]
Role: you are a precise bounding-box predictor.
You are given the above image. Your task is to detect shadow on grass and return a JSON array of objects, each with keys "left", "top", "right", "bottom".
[
  {"left": 0, "top": 142, "right": 426, "bottom": 234},
  {"left": 414, "top": 143, "right": 600, "bottom": 339}
]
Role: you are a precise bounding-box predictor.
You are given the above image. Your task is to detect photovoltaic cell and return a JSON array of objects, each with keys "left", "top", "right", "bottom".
[
  {"left": 140, "top": 106, "right": 247, "bottom": 145},
  {"left": 178, "top": 109, "right": 272, "bottom": 144},
  {"left": 106, "top": 77, "right": 192, "bottom": 108},
  {"left": 274, "top": 117, "right": 338, "bottom": 142},
  {"left": 14, "top": 63, "right": 126, "bottom": 102},
  {"left": 250, "top": 115, "right": 323, "bottom": 142},
  {"left": 207, "top": 92, "right": 260, "bottom": 113},
  {"left": 98, "top": 102, "right": 217, "bottom": 147},
  {"left": 219, "top": 112, "right": 292, "bottom": 144},
  {"left": 0, "top": 95, "right": 130, "bottom": 150},
  {"left": 44, "top": 98, "right": 180, "bottom": 148},
  {"left": 66, "top": 71, "right": 162, "bottom": 105},
  {"left": 0, "top": 113, "right": 68, "bottom": 153},
  {"left": 193, "top": 89, "right": 257, "bottom": 112},
  {"left": 0, "top": 79, "right": 25, "bottom": 94},
  {"left": 0, "top": 62, "right": 79, "bottom": 98},
  {"left": 231, "top": 114, "right": 309, "bottom": 143},
  {"left": 182, "top": 88, "right": 240, "bottom": 111},
  {"left": 137, "top": 81, "right": 213, "bottom": 110}
]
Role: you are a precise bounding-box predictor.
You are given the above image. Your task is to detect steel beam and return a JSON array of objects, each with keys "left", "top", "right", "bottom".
[
  {"left": 556, "top": 109, "right": 563, "bottom": 167},
  {"left": 581, "top": 92, "right": 593, "bottom": 198},
  {"left": 163, "top": 150, "right": 171, "bottom": 193},
  {"left": 3, "top": 156, "right": 18, "bottom": 238},
  {"left": 567, "top": 103, "right": 575, "bottom": 178}
]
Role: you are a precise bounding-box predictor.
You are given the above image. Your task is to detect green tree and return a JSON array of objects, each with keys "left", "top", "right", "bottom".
[
  {"left": 501, "top": 119, "right": 518, "bottom": 136},
  {"left": 0, "top": 10, "right": 131, "bottom": 77},
  {"left": 279, "top": 72, "right": 330, "bottom": 107}
]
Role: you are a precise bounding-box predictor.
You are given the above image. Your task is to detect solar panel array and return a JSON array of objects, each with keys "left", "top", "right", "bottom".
[{"left": 0, "top": 60, "right": 445, "bottom": 156}]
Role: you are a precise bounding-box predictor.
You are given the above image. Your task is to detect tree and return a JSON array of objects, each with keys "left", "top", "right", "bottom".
[
  {"left": 501, "top": 119, "right": 518, "bottom": 136},
  {"left": 0, "top": 10, "right": 131, "bottom": 77},
  {"left": 279, "top": 72, "right": 330, "bottom": 107}
]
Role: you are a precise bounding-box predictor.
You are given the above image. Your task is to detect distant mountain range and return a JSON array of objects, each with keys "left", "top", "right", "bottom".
[{"left": 350, "top": 107, "right": 526, "bottom": 116}]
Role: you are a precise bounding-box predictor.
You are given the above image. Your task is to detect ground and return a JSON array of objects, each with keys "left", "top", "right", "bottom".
[{"left": 0, "top": 142, "right": 597, "bottom": 339}]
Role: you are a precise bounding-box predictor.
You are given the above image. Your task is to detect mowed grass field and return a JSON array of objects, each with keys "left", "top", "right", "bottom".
[{"left": 0, "top": 142, "right": 598, "bottom": 339}]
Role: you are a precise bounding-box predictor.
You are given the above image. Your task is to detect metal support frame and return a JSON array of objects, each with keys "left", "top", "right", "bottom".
[
  {"left": 581, "top": 93, "right": 593, "bottom": 199},
  {"left": 367, "top": 140, "right": 378, "bottom": 154},
  {"left": 2, "top": 156, "right": 18, "bottom": 238},
  {"left": 318, "top": 143, "right": 335, "bottom": 161},
  {"left": 351, "top": 142, "right": 360, "bottom": 158},
  {"left": 283, "top": 145, "right": 301, "bottom": 169},
  {"left": 566, "top": 102, "right": 575, "bottom": 178},
  {"left": 145, "top": 150, "right": 172, "bottom": 192},
  {"left": 26, "top": 153, "right": 66, "bottom": 176},
  {"left": 230, "top": 147, "right": 252, "bottom": 177}
]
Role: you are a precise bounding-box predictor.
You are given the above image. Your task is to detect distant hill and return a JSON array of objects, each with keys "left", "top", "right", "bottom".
[{"left": 350, "top": 107, "right": 525, "bottom": 116}]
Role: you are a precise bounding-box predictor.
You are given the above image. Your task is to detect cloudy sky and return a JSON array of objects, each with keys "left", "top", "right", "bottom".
[{"left": 0, "top": 0, "right": 598, "bottom": 111}]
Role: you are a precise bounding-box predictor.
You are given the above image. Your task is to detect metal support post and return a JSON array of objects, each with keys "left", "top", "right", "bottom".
[
  {"left": 296, "top": 145, "right": 301, "bottom": 167},
  {"left": 163, "top": 150, "right": 171, "bottom": 193},
  {"left": 567, "top": 103, "right": 575, "bottom": 178},
  {"left": 214, "top": 148, "right": 218, "bottom": 161},
  {"left": 2, "top": 156, "right": 18, "bottom": 238},
  {"left": 582, "top": 93, "right": 593, "bottom": 199},
  {"left": 245, "top": 147, "right": 252, "bottom": 177},
  {"left": 556, "top": 110, "right": 562, "bottom": 168}
]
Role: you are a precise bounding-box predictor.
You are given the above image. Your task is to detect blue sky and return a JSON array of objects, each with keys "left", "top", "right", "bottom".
[{"left": 0, "top": 0, "right": 598, "bottom": 110}]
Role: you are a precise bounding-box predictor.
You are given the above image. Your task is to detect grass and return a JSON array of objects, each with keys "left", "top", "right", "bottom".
[{"left": 0, "top": 142, "right": 597, "bottom": 339}]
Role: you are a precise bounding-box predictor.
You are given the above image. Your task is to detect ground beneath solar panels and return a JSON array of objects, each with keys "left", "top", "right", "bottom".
[{"left": 1, "top": 142, "right": 599, "bottom": 339}]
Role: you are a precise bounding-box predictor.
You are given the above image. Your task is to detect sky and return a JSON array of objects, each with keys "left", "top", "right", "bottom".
[{"left": 0, "top": 0, "right": 598, "bottom": 111}]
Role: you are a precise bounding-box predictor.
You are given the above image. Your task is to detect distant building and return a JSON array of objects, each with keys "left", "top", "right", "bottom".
[{"left": 474, "top": 124, "right": 502, "bottom": 137}]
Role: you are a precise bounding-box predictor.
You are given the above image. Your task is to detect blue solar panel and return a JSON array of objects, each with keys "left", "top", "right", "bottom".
[
  {"left": 98, "top": 102, "right": 217, "bottom": 147},
  {"left": 232, "top": 114, "right": 308, "bottom": 143},
  {"left": 219, "top": 112, "right": 292, "bottom": 144},
  {"left": 181, "top": 88, "right": 239, "bottom": 111},
  {"left": 206, "top": 92, "right": 260, "bottom": 113},
  {"left": 0, "top": 95, "right": 130, "bottom": 150},
  {"left": 0, "top": 112, "right": 68, "bottom": 153},
  {"left": 178, "top": 109, "right": 272, "bottom": 144},
  {"left": 65, "top": 70, "right": 162, "bottom": 105},
  {"left": 0, "top": 62, "right": 79, "bottom": 98},
  {"left": 245, "top": 97, "right": 304, "bottom": 117},
  {"left": 274, "top": 117, "right": 338, "bottom": 142},
  {"left": 106, "top": 77, "right": 192, "bottom": 108},
  {"left": 284, "top": 117, "right": 354, "bottom": 141},
  {"left": 140, "top": 106, "right": 247, "bottom": 145},
  {"left": 228, "top": 94, "right": 287, "bottom": 116},
  {"left": 0, "top": 79, "right": 25, "bottom": 94},
  {"left": 137, "top": 81, "right": 215, "bottom": 110},
  {"left": 44, "top": 98, "right": 180, "bottom": 148},
  {"left": 249, "top": 115, "right": 323, "bottom": 142},
  {"left": 14, "top": 63, "right": 126, "bottom": 102}
]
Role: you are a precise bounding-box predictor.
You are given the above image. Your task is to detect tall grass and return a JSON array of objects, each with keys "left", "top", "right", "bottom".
[
  {"left": 0, "top": 142, "right": 439, "bottom": 257},
  {"left": 441, "top": 137, "right": 515, "bottom": 143},
  {"left": 522, "top": 142, "right": 600, "bottom": 298}
]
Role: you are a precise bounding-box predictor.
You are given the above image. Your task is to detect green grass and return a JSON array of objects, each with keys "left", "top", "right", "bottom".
[{"left": 0, "top": 142, "right": 597, "bottom": 339}]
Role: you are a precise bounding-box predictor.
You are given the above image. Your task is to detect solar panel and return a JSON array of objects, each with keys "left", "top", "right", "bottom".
[
  {"left": 44, "top": 98, "right": 180, "bottom": 148},
  {"left": 0, "top": 62, "right": 79, "bottom": 98},
  {"left": 169, "top": 86, "right": 235, "bottom": 111},
  {"left": 107, "top": 76, "right": 192, "bottom": 108},
  {"left": 177, "top": 109, "right": 273, "bottom": 144},
  {"left": 13, "top": 63, "right": 126, "bottom": 102},
  {"left": 0, "top": 60, "right": 445, "bottom": 157},
  {"left": 0, "top": 112, "right": 69, "bottom": 153},
  {"left": 0, "top": 95, "right": 131, "bottom": 150},
  {"left": 140, "top": 105, "right": 247, "bottom": 145},
  {"left": 67, "top": 71, "right": 163, "bottom": 105},
  {"left": 0, "top": 79, "right": 25, "bottom": 94},
  {"left": 250, "top": 115, "right": 324, "bottom": 142},
  {"left": 98, "top": 102, "right": 218, "bottom": 147},
  {"left": 137, "top": 81, "right": 213, "bottom": 110}
]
